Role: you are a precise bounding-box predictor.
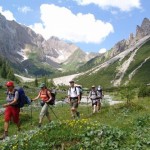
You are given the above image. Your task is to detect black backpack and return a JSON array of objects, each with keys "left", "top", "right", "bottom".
[{"left": 45, "top": 89, "right": 56, "bottom": 105}]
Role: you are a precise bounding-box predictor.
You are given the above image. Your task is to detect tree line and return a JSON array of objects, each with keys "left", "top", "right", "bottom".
[{"left": 0, "top": 56, "right": 19, "bottom": 82}]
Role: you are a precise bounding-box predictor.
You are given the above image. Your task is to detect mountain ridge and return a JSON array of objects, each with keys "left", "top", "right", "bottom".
[{"left": 0, "top": 13, "right": 97, "bottom": 75}]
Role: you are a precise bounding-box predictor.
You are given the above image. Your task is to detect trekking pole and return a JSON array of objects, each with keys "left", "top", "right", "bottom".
[
  {"left": 30, "top": 101, "right": 33, "bottom": 125},
  {"left": 49, "top": 105, "right": 59, "bottom": 120},
  {"left": 87, "top": 97, "right": 89, "bottom": 114}
]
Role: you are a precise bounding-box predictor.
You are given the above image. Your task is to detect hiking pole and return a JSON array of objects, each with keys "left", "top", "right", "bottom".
[
  {"left": 49, "top": 105, "right": 59, "bottom": 120},
  {"left": 87, "top": 97, "right": 89, "bottom": 114},
  {"left": 30, "top": 101, "right": 33, "bottom": 125}
]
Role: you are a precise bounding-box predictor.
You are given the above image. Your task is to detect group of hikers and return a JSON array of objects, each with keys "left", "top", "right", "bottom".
[{"left": 0, "top": 80, "right": 103, "bottom": 140}]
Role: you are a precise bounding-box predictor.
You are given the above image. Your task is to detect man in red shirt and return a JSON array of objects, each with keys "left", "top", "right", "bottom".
[{"left": 0, "top": 81, "right": 20, "bottom": 140}]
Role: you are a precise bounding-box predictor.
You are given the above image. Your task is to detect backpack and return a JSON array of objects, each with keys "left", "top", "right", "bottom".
[
  {"left": 41, "top": 89, "right": 56, "bottom": 105},
  {"left": 7, "top": 87, "right": 31, "bottom": 108},
  {"left": 90, "top": 90, "right": 97, "bottom": 97},
  {"left": 49, "top": 89, "right": 56, "bottom": 105}
]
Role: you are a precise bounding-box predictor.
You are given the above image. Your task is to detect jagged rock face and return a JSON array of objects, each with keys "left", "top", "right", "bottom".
[
  {"left": 110, "top": 18, "right": 150, "bottom": 58},
  {"left": 127, "top": 33, "right": 135, "bottom": 45},
  {"left": 136, "top": 18, "right": 150, "bottom": 40},
  {"left": 0, "top": 13, "right": 97, "bottom": 74},
  {"left": 110, "top": 39, "right": 128, "bottom": 57},
  {"left": 42, "top": 36, "right": 79, "bottom": 63},
  {"left": 0, "top": 13, "right": 45, "bottom": 63}
]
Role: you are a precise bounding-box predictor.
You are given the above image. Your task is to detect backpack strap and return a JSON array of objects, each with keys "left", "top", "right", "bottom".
[{"left": 90, "top": 90, "right": 97, "bottom": 96}]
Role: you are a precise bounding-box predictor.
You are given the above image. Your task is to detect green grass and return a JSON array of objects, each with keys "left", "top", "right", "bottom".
[
  {"left": 122, "top": 39, "right": 150, "bottom": 85},
  {"left": 0, "top": 86, "right": 149, "bottom": 149},
  {"left": 61, "top": 49, "right": 85, "bottom": 71},
  {"left": 76, "top": 61, "right": 119, "bottom": 88}
]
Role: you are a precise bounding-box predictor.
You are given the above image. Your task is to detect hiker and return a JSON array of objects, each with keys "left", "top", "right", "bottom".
[
  {"left": 97, "top": 85, "right": 104, "bottom": 111},
  {"left": 32, "top": 83, "right": 52, "bottom": 127},
  {"left": 0, "top": 81, "right": 20, "bottom": 140},
  {"left": 68, "top": 80, "right": 80, "bottom": 119},
  {"left": 88, "top": 85, "right": 99, "bottom": 114}
]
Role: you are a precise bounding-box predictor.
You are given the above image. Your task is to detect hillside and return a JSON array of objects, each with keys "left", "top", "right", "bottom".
[
  {"left": 75, "top": 18, "right": 150, "bottom": 88},
  {"left": 0, "top": 13, "right": 97, "bottom": 76},
  {"left": 75, "top": 37, "right": 150, "bottom": 88}
]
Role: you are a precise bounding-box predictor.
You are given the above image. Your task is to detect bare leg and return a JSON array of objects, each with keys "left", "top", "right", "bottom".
[
  {"left": 0, "top": 122, "right": 9, "bottom": 140},
  {"left": 4, "top": 121, "right": 9, "bottom": 132}
]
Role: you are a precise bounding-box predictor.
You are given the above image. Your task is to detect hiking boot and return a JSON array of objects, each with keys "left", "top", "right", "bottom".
[
  {"left": 0, "top": 132, "right": 8, "bottom": 140},
  {"left": 38, "top": 123, "right": 42, "bottom": 128},
  {"left": 71, "top": 116, "right": 76, "bottom": 120},
  {"left": 76, "top": 112, "right": 80, "bottom": 118}
]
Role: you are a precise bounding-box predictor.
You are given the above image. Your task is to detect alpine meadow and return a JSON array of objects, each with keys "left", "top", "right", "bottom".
[{"left": 0, "top": 1, "right": 150, "bottom": 149}]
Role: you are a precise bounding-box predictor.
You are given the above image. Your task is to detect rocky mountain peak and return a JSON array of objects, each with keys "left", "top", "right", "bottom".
[{"left": 136, "top": 18, "right": 150, "bottom": 40}]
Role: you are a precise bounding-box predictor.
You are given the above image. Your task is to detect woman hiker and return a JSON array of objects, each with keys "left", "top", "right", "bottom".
[{"left": 32, "top": 83, "right": 52, "bottom": 127}]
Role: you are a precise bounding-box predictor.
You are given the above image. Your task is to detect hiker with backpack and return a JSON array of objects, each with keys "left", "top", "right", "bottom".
[
  {"left": 0, "top": 81, "right": 21, "bottom": 140},
  {"left": 68, "top": 80, "right": 80, "bottom": 119},
  {"left": 88, "top": 85, "right": 100, "bottom": 114},
  {"left": 97, "top": 85, "right": 104, "bottom": 111},
  {"left": 32, "top": 83, "right": 53, "bottom": 127}
]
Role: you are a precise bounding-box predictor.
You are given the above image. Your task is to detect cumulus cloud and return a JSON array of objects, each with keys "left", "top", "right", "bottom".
[
  {"left": 30, "top": 4, "right": 114, "bottom": 43},
  {"left": 99, "top": 48, "right": 107, "bottom": 54},
  {"left": 75, "top": 0, "right": 141, "bottom": 11},
  {"left": 18, "top": 6, "right": 32, "bottom": 14},
  {"left": 0, "top": 6, "right": 15, "bottom": 21}
]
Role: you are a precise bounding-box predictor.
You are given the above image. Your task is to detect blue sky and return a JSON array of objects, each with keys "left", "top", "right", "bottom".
[{"left": 0, "top": 0, "right": 150, "bottom": 53}]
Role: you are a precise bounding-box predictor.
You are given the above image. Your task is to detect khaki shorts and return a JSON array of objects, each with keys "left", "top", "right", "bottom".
[{"left": 70, "top": 99, "right": 78, "bottom": 109}]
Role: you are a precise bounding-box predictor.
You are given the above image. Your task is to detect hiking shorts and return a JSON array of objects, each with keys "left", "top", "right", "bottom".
[
  {"left": 40, "top": 102, "right": 49, "bottom": 118},
  {"left": 70, "top": 99, "right": 78, "bottom": 109},
  {"left": 91, "top": 99, "right": 98, "bottom": 106},
  {"left": 97, "top": 99, "right": 102, "bottom": 103},
  {"left": 5, "top": 106, "right": 20, "bottom": 124}
]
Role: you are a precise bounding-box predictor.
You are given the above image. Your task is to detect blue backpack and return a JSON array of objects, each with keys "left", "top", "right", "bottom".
[{"left": 14, "top": 87, "right": 31, "bottom": 108}]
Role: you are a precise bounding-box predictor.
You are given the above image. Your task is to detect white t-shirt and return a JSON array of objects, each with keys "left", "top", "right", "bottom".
[{"left": 68, "top": 87, "right": 80, "bottom": 98}]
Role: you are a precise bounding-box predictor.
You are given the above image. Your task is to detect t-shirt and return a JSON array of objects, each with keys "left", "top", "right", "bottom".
[
  {"left": 68, "top": 87, "right": 80, "bottom": 98},
  {"left": 6, "top": 91, "right": 19, "bottom": 103},
  {"left": 89, "top": 90, "right": 99, "bottom": 100}
]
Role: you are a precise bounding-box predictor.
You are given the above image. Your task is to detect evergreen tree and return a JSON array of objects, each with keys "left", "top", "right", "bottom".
[
  {"left": 7, "top": 69, "right": 15, "bottom": 81},
  {"left": 1, "top": 62, "right": 7, "bottom": 78},
  {"left": 35, "top": 77, "right": 38, "bottom": 87},
  {"left": 42, "top": 76, "right": 48, "bottom": 87}
]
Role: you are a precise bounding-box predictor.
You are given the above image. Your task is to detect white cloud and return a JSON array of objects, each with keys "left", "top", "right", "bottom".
[
  {"left": 99, "top": 48, "right": 107, "bottom": 54},
  {"left": 30, "top": 4, "right": 114, "bottom": 43},
  {"left": 75, "top": 0, "right": 141, "bottom": 11},
  {"left": 0, "top": 6, "right": 15, "bottom": 21},
  {"left": 111, "top": 10, "right": 118, "bottom": 15},
  {"left": 18, "top": 6, "right": 32, "bottom": 14}
]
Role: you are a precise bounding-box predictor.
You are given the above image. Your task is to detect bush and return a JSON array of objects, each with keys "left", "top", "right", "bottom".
[{"left": 138, "top": 85, "right": 150, "bottom": 97}]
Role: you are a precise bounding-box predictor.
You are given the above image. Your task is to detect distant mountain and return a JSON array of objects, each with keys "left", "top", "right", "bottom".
[
  {"left": 78, "top": 18, "right": 150, "bottom": 73},
  {"left": 76, "top": 18, "right": 150, "bottom": 87},
  {"left": 0, "top": 13, "right": 97, "bottom": 75}
]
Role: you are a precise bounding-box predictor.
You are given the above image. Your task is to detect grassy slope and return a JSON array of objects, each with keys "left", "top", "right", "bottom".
[
  {"left": 78, "top": 49, "right": 113, "bottom": 72},
  {"left": 61, "top": 49, "right": 85, "bottom": 71},
  {"left": 122, "top": 39, "right": 150, "bottom": 85},
  {"left": 76, "top": 61, "right": 119, "bottom": 88},
  {"left": 76, "top": 40, "right": 150, "bottom": 88}
]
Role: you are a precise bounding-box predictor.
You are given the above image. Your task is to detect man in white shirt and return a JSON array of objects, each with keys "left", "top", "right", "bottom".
[{"left": 68, "top": 80, "right": 80, "bottom": 119}]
